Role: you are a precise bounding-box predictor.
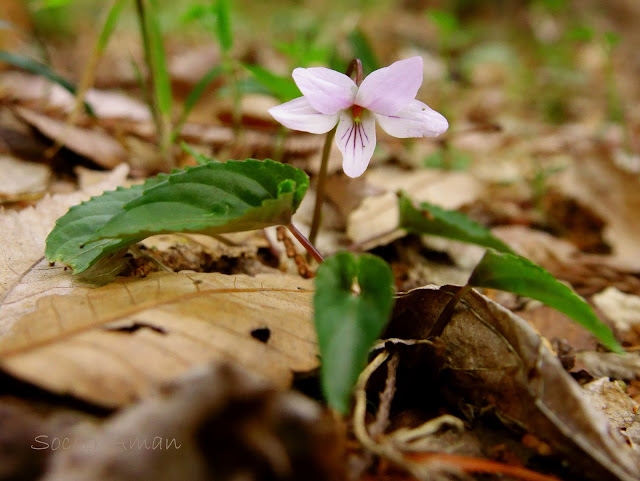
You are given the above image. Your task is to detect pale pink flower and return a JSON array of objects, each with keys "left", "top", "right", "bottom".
[{"left": 268, "top": 57, "right": 448, "bottom": 177}]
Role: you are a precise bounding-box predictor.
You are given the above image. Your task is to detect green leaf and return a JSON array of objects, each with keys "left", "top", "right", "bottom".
[
  {"left": 42, "top": 0, "right": 77, "bottom": 8},
  {"left": 314, "top": 253, "right": 395, "bottom": 414},
  {"left": 469, "top": 250, "right": 624, "bottom": 353},
  {"left": 423, "top": 147, "right": 471, "bottom": 171},
  {"left": 347, "top": 28, "right": 380, "bottom": 75},
  {"left": 45, "top": 176, "right": 166, "bottom": 274},
  {"left": 173, "top": 65, "right": 224, "bottom": 138},
  {"left": 244, "top": 64, "right": 301, "bottom": 102},
  {"left": 426, "top": 9, "right": 459, "bottom": 36},
  {"left": 604, "top": 31, "right": 621, "bottom": 49},
  {"left": 0, "top": 51, "right": 94, "bottom": 116},
  {"left": 398, "top": 191, "right": 514, "bottom": 254},
  {"left": 216, "top": 0, "right": 232, "bottom": 53},
  {"left": 46, "top": 159, "right": 309, "bottom": 274}
]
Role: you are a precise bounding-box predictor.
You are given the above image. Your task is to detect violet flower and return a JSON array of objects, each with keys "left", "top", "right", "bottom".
[{"left": 268, "top": 56, "right": 449, "bottom": 177}]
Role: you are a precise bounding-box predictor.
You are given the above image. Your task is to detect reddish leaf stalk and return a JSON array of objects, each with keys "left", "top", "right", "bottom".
[{"left": 287, "top": 223, "right": 324, "bottom": 264}]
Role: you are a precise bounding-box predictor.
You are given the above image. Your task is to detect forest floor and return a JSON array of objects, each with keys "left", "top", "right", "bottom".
[{"left": 1, "top": 1, "right": 640, "bottom": 480}]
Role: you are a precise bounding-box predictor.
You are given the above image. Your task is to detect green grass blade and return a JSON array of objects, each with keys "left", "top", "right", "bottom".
[
  {"left": 0, "top": 50, "right": 94, "bottom": 116},
  {"left": 180, "top": 142, "right": 217, "bottom": 165},
  {"left": 172, "top": 65, "right": 224, "bottom": 139},
  {"left": 136, "top": 0, "right": 172, "bottom": 152},
  {"left": 97, "top": 0, "right": 127, "bottom": 53},
  {"left": 469, "top": 250, "right": 624, "bottom": 353},
  {"left": 244, "top": 64, "right": 301, "bottom": 102},
  {"left": 145, "top": 0, "right": 172, "bottom": 121},
  {"left": 216, "top": 0, "right": 232, "bottom": 53}
]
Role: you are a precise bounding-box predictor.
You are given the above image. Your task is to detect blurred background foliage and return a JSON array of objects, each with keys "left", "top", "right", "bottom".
[{"left": 2, "top": 0, "right": 638, "bottom": 132}]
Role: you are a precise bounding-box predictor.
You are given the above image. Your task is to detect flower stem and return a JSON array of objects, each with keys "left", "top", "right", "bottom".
[
  {"left": 287, "top": 223, "right": 324, "bottom": 264},
  {"left": 308, "top": 58, "right": 362, "bottom": 250},
  {"left": 428, "top": 284, "right": 471, "bottom": 338},
  {"left": 308, "top": 126, "right": 336, "bottom": 247}
]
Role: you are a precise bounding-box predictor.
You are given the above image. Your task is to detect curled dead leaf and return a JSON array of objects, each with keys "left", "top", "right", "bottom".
[{"left": 388, "top": 285, "right": 640, "bottom": 481}]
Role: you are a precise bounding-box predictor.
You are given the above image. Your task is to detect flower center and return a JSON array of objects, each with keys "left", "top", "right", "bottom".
[{"left": 352, "top": 104, "right": 363, "bottom": 124}]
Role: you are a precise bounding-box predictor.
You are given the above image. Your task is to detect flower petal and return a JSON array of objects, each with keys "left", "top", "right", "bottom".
[
  {"left": 374, "top": 99, "right": 448, "bottom": 138},
  {"left": 355, "top": 57, "right": 423, "bottom": 115},
  {"left": 292, "top": 67, "right": 357, "bottom": 115},
  {"left": 336, "top": 111, "right": 376, "bottom": 178},
  {"left": 268, "top": 97, "right": 339, "bottom": 134}
]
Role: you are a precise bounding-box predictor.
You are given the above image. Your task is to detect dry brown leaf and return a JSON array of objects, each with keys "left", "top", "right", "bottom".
[
  {"left": 0, "top": 72, "right": 150, "bottom": 121},
  {"left": 516, "top": 304, "right": 599, "bottom": 352},
  {"left": 574, "top": 351, "right": 640, "bottom": 381},
  {"left": 13, "top": 106, "right": 127, "bottom": 169},
  {"left": 582, "top": 378, "right": 640, "bottom": 449},
  {"left": 389, "top": 285, "right": 640, "bottom": 481},
  {"left": 0, "top": 155, "right": 50, "bottom": 200},
  {"left": 0, "top": 402, "right": 50, "bottom": 480},
  {"left": 0, "top": 164, "right": 129, "bottom": 331},
  {"left": 552, "top": 155, "right": 640, "bottom": 270},
  {"left": 140, "top": 232, "right": 263, "bottom": 274},
  {"left": 0, "top": 1, "right": 32, "bottom": 60},
  {"left": 325, "top": 174, "right": 385, "bottom": 222},
  {"left": 0, "top": 271, "right": 317, "bottom": 407},
  {"left": 347, "top": 167, "right": 482, "bottom": 248},
  {"left": 593, "top": 287, "right": 640, "bottom": 334}
]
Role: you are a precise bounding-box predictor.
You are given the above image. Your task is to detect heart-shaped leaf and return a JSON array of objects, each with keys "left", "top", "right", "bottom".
[
  {"left": 314, "top": 252, "right": 394, "bottom": 414},
  {"left": 398, "top": 191, "right": 514, "bottom": 253},
  {"left": 469, "top": 249, "right": 623, "bottom": 353},
  {"left": 46, "top": 159, "right": 309, "bottom": 274}
]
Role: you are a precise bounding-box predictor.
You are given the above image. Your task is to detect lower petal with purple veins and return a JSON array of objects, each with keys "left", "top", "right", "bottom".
[{"left": 335, "top": 111, "right": 376, "bottom": 178}]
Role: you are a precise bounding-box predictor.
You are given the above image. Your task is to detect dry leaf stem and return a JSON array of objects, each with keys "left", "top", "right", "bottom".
[{"left": 428, "top": 284, "right": 471, "bottom": 338}]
